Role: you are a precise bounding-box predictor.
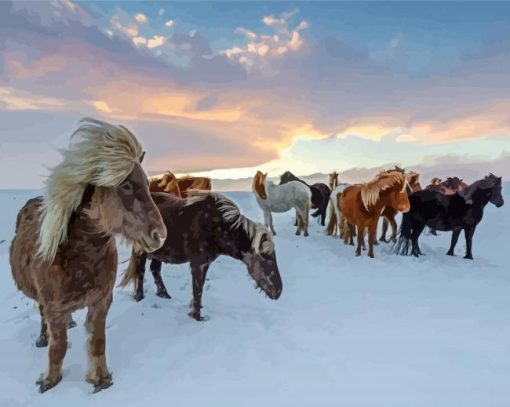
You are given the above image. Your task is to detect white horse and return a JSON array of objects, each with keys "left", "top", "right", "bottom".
[
  {"left": 326, "top": 183, "right": 350, "bottom": 237},
  {"left": 252, "top": 171, "right": 312, "bottom": 236}
]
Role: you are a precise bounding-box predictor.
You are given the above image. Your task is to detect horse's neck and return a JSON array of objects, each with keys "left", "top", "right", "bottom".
[{"left": 219, "top": 221, "right": 252, "bottom": 261}]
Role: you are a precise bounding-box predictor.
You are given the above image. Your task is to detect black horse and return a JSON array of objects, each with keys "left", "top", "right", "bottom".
[
  {"left": 279, "top": 171, "right": 331, "bottom": 226},
  {"left": 394, "top": 174, "right": 504, "bottom": 259},
  {"left": 120, "top": 191, "right": 283, "bottom": 321}
]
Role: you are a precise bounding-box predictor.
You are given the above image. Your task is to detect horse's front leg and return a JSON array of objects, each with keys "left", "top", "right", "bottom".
[
  {"left": 134, "top": 252, "right": 147, "bottom": 302},
  {"left": 267, "top": 212, "right": 276, "bottom": 235},
  {"left": 464, "top": 226, "right": 476, "bottom": 260},
  {"left": 150, "top": 259, "right": 171, "bottom": 299},
  {"left": 446, "top": 229, "right": 461, "bottom": 256},
  {"left": 36, "top": 309, "right": 69, "bottom": 392},
  {"left": 355, "top": 224, "right": 364, "bottom": 256},
  {"left": 189, "top": 262, "right": 209, "bottom": 321},
  {"left": 367, "top": 223, "right": 377, "bottom": 258},
  {"left": 85, "top": 295, "right": 113, "bottom": 392},
  {"left": 411, "top": 223, "right": 425, "bottom": 257},
  {"left": 379, "top": 218, "right": 389, "bottom": 242},
  {"left": 36, "top": 304, "right": 48, "bottom": 348}
]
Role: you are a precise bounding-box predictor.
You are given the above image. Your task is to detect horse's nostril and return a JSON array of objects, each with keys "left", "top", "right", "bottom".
[{"left": 151, "top": 230, "right": 165, "bottom": 243}]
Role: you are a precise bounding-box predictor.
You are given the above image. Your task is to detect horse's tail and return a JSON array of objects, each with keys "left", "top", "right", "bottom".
[
  {"left": 393, "top": 212, "right": 412, "bottom": 255},
  {"left": 118, "top": 247, "right": 140, "bottom": 288},
  {"left": 326, "top": 192, "right": 341, "bottom": 235}
]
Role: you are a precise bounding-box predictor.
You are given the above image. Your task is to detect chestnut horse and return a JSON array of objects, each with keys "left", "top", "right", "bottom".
[
  {"left": 149, "top": 171, "right": 182, "bottom": 197},
  {"left": 9, "top": 119, "right": 166, "bottom": 393},
  {"left": 177, "top": 176, "right": 212, "bottom": 198},
  {"left": 340, "top": 171, "right": 410, "bottom": 258},
  {"left": 379, "top": 170, "right": 422, "bottom": 242}
]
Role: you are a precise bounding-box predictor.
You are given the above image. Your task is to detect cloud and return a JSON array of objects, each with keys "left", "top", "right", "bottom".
[
  {"left": 221, "top": 10, "right": 309, "bottom": 71},
  {"left": 165, "top": 19, "right": 174, "bottom": 28},
  {"left": 134, "top": 13, "right": 147, "bottom": 24},
  {"left": 147, "top": 35, "right": 166, "bottom": 49},
  {"left": 0, "top": 87, "right": 65, "bottom": 111},
  {"left": 158, "top": 8, "right": 165, "bottom": 16}
]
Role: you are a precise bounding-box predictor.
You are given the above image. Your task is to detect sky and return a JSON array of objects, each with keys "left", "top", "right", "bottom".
[{"left": 1, "top": 1, "right": 510, "bottom": 188}]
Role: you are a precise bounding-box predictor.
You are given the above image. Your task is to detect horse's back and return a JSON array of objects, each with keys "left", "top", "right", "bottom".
[
  {"left": 10, "top": 197, "right": 43, "bottom": 299},
  {"left": 264, "top": 181, "right": 310, "bottom": 212}
]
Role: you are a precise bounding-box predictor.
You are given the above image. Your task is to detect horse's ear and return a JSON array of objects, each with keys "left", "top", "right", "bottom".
[{"left": 140, "top": 151, "right": 146, "bottom": 163}]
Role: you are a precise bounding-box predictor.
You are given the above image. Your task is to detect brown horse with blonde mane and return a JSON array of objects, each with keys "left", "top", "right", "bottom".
[
  {"left": 9, "top": 119, "right": 166, "bottom": 393},
  {"left": 340, "top": 171, "right": 410, "bottom": 258}
]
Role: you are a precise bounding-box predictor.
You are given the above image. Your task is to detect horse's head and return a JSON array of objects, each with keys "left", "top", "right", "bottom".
[
  {"left": 242, "top": 224, "right": 282, "bottom": 300},
  {"left": 430, "top": 177, "right": 442, "bottom": 185},
  {"left": 487, "top": 173, "right": 504, "bottom": 208},
  {"left": 103, "top": 160, "right": 167, "bottom": 253},
  {"left": 389, "top": 174, "right": 411, "bottom": 213},
  {"left": 253, "top": 171, "right": 268, "bottom": 200}
]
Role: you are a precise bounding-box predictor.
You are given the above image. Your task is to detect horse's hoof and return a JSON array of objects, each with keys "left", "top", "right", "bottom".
[
  {"left": 379, "top": 238, "right": 387, "bottom": 243},
  {"left": 35, "top": 335, "right": 48, "bottom": 348},
  {"left": 446, "top": 251, "right": 454, "bottom": 256},
  {"left": 355, "top": 252, "right": 361, "bottom": 257},
  {"left": 68, "top": 319, "right": 77, "bottom": 329},
  {"left": 156, "top": 290, "right": 171, "bottom": 299},
  {"left": 304, "top": 232, "right": 309, "bottom": 237},
  {"left": 188, "top": 311, "right": 206, "bottom": 322},
  {"left": 391, "top": 238, "right": 397, "bottom": 243},
  {"left": 133, "top": 292, "right": 144, "bottom": 302},
  {"left": 36, "top": 374, "right": 62, "bottom": 393},
  {"left": 86, "top": 372, "right": 113, "bottom": 393},
  {"left": 464, "top": 255, "right": 474, "bottom": 260},
  {"left": 368, "top": 254, "right": 374, "bottom": 259}
]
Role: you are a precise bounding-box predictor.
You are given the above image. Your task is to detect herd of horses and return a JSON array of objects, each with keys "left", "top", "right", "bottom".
[{"left": 7, "top": 118, "right": 504, "bottom": 393}]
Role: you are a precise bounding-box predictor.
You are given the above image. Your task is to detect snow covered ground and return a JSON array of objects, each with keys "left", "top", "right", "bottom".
[{"left": 1, "top": 187, "right": 509, "bottom": 407}]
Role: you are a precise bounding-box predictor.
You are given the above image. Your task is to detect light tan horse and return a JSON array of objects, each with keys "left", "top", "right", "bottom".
[
  {"left": 149, "top": 171, "right": 182, "bottom": 197},
  {"left": 177, "top": 176, "right": 212, "bottom": 198},
  {"left": 340, "top": 172, "right": 410, "bottom": 258}
]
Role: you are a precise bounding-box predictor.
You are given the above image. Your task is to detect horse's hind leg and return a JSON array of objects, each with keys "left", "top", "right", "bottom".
[
  {"left": 388, "top": 216, "right": 398, "bottom": 243},
  {"left": 355, "top": 225, "right": 364, "bottom": 256},
  {"left": 189, "top": 263, "right": 209, "bottom": 321},
  {"left": 295, "top": 211, "right": 303, "bottom": 236},
  {"left": 268, "top": 212, "right": 276, "bottom": 235},
  {"left": 36, "top": 304, "right": 48, "bottom": 348},
  {"left": 36, "top": 311, "right": 69, "bottom": 392},
  {"left": 302, "top": 205, "right": 310, "bottom": 237},
  {"left": 411, "top": 223, "right": 425, "bottom": 257},
  {"left": 85, "top": 295, "right": 113, "bottom": 392},
  {"left": 446, "top": 229, "right": 461, "bottom": 256},
  {"left": 150, "top": 259, "right": 171, "bottom": 299},
  {"left": 367, "top": 223, "right": 378, "bottom": 258}
]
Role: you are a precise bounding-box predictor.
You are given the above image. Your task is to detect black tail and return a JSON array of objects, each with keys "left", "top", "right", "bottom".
[{"left": 393, "top": 212, "right": 412, "bottom": 255}]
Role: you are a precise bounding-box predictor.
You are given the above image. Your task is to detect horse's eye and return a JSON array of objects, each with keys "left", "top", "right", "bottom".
[{"left": 121, "top": 182, "right": 133, "bottom": 192}]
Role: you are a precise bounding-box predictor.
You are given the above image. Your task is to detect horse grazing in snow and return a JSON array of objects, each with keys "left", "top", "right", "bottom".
[
  {"left": 120, "top": 191, "right": 282, "bottom": 321},
  {"left": 280, "top": 171, "right": 331, "bottom": 226},
  {"left": 9, "top": 119, "right": 166, "bottom": 393},
  {"left": 253, "top": 171, "right": 312, "bottom": 236},
  {"left": 394, "top": 174, "right": 504, "bottom": 259},
  {"left": 340, "top": 171, "right": 410, "bottom": 258}
]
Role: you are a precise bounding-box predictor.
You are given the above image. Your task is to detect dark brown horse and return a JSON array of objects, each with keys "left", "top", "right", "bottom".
[
  {"left": 9, "top": 119, "right": 166, "bottom": 393},
  {"left": 379, "top": 171, "right": 422, "bottom": 242},
  {"left": 340, "top": 172, "right": 410, "bottom": 258},
  {"left": 120, "top": 191, "right": 282, "bottom": 321},
  {"left": 280, "top": 171, "right": 331, "bottom": 226}
]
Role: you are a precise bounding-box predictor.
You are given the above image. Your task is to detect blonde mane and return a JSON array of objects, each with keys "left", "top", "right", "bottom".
[
  {"left": 361, "top": 171, "right": 407, "bottom": 210},
  {"left": 37, "top": 118, "right": 144, "bottom": 261}
]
